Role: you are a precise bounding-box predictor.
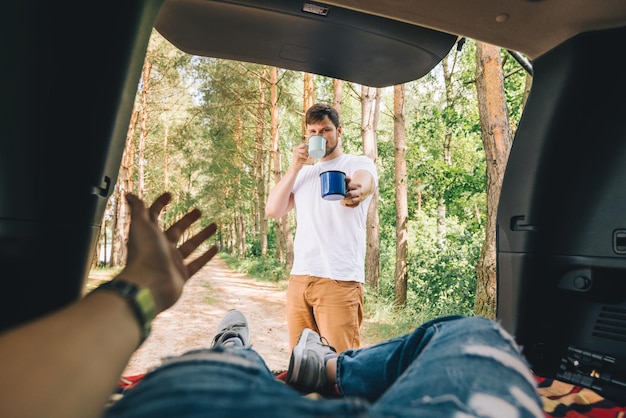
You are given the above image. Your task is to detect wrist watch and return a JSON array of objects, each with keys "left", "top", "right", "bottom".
[{"left": 93, "top": 279, "right": 156, "bottom": 345}]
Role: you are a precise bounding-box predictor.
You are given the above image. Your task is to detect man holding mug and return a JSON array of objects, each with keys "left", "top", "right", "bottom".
[{"left": 266, "top": 103, "right": 378, "bottom": 354}]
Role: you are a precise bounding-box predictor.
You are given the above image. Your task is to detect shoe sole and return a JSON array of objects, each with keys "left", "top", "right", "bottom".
[{"left": 288, "top": 328, "right": 314, "bottom": 385}]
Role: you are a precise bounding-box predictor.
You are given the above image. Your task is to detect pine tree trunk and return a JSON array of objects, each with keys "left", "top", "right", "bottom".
[
  {"left": 137, "top": 60, "right": 152, "bottom": 200},
  {"left": 393, "top": 84, "right": 409, "bottom": 306},
  {"left": 235, "top": 113, "right": 246, "bottom": 257},
  {"left": 256, "top": 66, "right": 268, "bottom": 257},
  {"left": 361, "top": 86, "right": 380, "bottom": 290},
  {"left": 111, "top": 104, "right": 139, "bottom": 267},
  {"left": 474, "top": 42, "right": 514, "bottom": 318}
]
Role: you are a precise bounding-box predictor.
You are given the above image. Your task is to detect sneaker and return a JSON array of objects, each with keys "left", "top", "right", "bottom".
[
  {"left": 212, "top": 309, "right": 250, "bottom": 347},
  {"left": 286, "top": 328, "right": 337, "bottom": 391}
]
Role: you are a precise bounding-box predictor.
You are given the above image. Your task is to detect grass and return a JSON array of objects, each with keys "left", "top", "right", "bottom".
[
  {"left": 203, "top": 282, "right": 216, "bottom": 305},
  {"left": 220, "top": 253, "right": 288, "bottom": 283},
  {"left": 361, "top": 291, "right": 429, "bottom": 344}
]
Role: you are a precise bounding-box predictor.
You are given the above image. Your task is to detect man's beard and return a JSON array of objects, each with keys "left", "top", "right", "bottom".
[{"left": 325, "top": 141, "right": 338, "bottom": 156}]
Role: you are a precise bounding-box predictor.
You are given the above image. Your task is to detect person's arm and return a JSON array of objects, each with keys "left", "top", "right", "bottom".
[
  {"left": 0, "top": 192, "right": 218, "bottom": 418},
  {"left": 265, "top": 143, "right": 308, "bottom": 218},
  {"left": 341, "top": 168, "right": 376, "bottom": 208}
]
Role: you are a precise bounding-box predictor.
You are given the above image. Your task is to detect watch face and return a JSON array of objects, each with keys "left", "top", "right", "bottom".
[{"left": 136, "top": 287, "right": 156, "bottom": 323}]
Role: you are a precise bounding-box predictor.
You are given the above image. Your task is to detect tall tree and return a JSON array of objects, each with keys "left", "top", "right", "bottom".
[
  {"left": 269, "top": 67, "right": 284, "bottom": 262},
  {"left": 255, "top": 66, "right": 269, "bottom": 257},
  {"left": 110, "top": 108, "right": 139, "bottom": 267},
  {"left": 438, "top": 55, "right": 455, "bottom": 245},
  {"left": 333, "top": 79, "right": 342, "bottom": 113},
  {"left": 361, "top": 85, "right": 381, "bottom": 289},
  {"left": 234, "top": 112, "right": 247, "bottom": 257},
  {"left": 137, "top": 59, "right": 152, "bottom": 200},
  {"left": 303, "top": 73, "right": 315, "bottom": 167},
  {"left": 474, "top": 42, "right": 514, "bottom": 317},
  {"left": 393, "top": 84, "right": 409, "bottom": 305},
  {"left": 162, "top": 111, "right": 170, "bottom": 193},
  {"left": 303, "top": 73, "right": 315, "bottom": 139}
]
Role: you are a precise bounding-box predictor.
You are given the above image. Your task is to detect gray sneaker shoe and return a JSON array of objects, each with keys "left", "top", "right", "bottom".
[
  {"left": 286, "top": 328, "right": 337, "bottom": 391},
  {"left": 212, "top": 309, "right": 250, "bottom": 347}
]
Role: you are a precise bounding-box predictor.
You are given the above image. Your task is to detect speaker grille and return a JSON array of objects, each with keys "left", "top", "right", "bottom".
[{"left": 593, "top": 307, "right": 626, "bottom": 342}]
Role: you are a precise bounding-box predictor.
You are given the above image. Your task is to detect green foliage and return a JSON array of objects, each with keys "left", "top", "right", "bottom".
[
  {"left": 221, "top": 253, "right": 289, "bottom": 283},
  {"left": 407, "top": 211, "right": 481, "bottom": 315},
  {"left": 378, "top": 210, "right": 482, "bottom": 318},
  {"left": 501, "top": 50, "right": 531, "bottom": 130}
]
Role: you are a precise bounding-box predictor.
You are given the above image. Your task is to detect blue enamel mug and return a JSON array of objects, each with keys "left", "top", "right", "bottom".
[{"left": 320, "top": 170, "right": 346, "bottom": 201}]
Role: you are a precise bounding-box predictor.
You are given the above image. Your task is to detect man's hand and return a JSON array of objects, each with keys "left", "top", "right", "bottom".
[
  {"left": 291, "top": 143, "right": 310, "bottom": 170},
  {"left": 341, "top": 171, "right": 375, "bottom": 208},
  {"left": 120, "top": 192, "right": 218, "bottom": 314}
]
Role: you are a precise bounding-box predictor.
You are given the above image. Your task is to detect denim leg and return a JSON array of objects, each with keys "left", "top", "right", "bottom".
[
  {"left": 337, "top": 315, "right": 544, "bottom": 418},
  {"left": 105, "top": 345, "right": 372, "bottom": 418}
]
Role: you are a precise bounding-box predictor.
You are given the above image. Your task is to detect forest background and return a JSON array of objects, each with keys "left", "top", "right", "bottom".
[{"left": 93, "top": 29, "right": 532, "bottom": 338}]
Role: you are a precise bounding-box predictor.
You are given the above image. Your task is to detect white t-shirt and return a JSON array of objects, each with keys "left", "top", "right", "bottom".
[{"left": 290, "top": 154, "right": 378, "bottom": 283}]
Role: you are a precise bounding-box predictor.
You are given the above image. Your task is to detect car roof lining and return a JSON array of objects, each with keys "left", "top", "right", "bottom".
[
  {"left": 155, "top": 0, "right": 459, "bottom": 88},
  {"left": 156, "top": 0, "right": 626, "bottom": 84},
  {"left": 313, "top": 0, "right": 626, "bottom": 60}
]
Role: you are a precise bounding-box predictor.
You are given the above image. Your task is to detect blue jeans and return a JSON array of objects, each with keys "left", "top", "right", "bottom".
[{"left": 104, "top": 315, "right": 544, "bottom": 417}]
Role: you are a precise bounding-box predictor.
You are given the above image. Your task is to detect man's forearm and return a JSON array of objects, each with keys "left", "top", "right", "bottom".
[
  {"left": 266, "top": 167, "right": 299, "bottom": 218},
  {"left": 0, "top": 290, "right": 139, "bottom": 418},
  {"left": 353, "top": 169, "right": 376, "bottom": 198}
]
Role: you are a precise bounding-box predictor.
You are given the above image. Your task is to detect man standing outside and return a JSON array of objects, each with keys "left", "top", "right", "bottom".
[{"left": 266, "top": 103, "right": 378, "bottom": 353}]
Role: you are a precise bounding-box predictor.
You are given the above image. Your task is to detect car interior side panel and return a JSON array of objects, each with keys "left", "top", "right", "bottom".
[
  {"left": 497, "top": 26, "right": 626, "bottom": 401},
  {"left": 0, "top": 2, "right": 164, "bottom": 332}
]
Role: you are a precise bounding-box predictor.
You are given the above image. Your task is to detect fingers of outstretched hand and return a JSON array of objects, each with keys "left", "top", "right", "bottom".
[
  {"left": 148, "top": 192, "right": 173, "bottom": 223},
  {"left": 165, "top": 214, "right": 218, "bottom": 278},
  {"left": 342, "top": 191, "right": 359, "bottom": 207},
  {"left": 341, "top": 177, "right": 363, "bottom": 208},
  {"left": 342, "top": 198, "right": 359, "bottom": 208},
  {"left": 126, "top": 192, "right": 217, "bottom": 266},
  {"left": 186, "top": 245, "right": 219, "bottom": 277},
  {"left": 125, "top": 193, "right": 147, "bottom": 217},
  {"left": 126, "top": 192, "right": 173, "bottom": 224},
  {"left": 163, "top": 208, "right": 202, "bottom": 244},
  {"left": 177, "top": 223, "right": 218, "bottom": 259}
]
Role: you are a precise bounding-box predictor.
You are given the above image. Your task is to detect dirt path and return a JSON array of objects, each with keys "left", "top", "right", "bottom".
[{"left": 122, "top": 256, "right": 290, "bottom": 376}]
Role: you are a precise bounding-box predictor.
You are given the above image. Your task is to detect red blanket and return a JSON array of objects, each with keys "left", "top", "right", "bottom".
[{"left": 536, "top": 375, "right": 626, "bottom": 417}]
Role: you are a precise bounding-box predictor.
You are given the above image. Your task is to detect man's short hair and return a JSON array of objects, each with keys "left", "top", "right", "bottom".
[{"left": 306, "top": 103, "right": 340, "bottom": 128}]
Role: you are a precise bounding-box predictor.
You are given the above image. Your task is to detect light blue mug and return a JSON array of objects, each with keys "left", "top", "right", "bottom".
[
  {"left": 320, "top": 170, "right": 346, "bottom": 201},
  {"left": 307, "top": 135, "right": 326, "bottom": 159}
]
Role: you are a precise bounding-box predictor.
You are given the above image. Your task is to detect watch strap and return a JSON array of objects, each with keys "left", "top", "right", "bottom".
[{"left": 93, "top": 279, "right": 156, "bottom": 345}]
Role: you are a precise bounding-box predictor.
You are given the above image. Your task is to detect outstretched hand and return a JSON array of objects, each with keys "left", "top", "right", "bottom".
[
  {"left": 119, "top": 192, "right": 218, "bottom": 314},
  {"left": 341, "top": 173, "right": 375, "bottom": 209}
]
